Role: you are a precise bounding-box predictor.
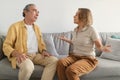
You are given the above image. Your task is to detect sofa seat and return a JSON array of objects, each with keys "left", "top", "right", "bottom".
[
  {"left": 0, "top": 58, "right": 44, "bottom": 80},
  {"left": 81, "top": 57, "right": 120, "bottom": 80},
  {"left": 1, "top": 57, "right": 120, "bottom": 80}
]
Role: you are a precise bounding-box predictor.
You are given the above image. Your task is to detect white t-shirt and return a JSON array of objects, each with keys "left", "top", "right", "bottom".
[
  {"left": 26, "top": 24, "right": 38, "bottom": 54},
  {"left": 72, "top": 26, "right": 100, "bottom": 57}
]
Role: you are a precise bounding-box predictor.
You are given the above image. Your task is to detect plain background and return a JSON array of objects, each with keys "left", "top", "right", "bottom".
[{"left": 0, "top": 0, "right": 120, "bottom": 35}]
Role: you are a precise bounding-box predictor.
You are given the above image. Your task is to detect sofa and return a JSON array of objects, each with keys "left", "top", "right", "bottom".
[{"left": 0, "top": 31, "right": 120, "bottom": 80}]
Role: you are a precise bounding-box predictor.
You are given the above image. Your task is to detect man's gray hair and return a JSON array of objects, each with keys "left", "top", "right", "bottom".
[{"left": 22, "top": 3, "right": 36, "bottom": 17}]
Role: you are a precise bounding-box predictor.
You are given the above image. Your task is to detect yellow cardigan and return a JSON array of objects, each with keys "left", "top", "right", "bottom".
[{"left": 3, "top": 20, "right": 46, "bottom": 69}]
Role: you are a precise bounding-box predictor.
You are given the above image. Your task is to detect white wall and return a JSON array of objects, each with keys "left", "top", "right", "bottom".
[{"left": 0, "top": 0, "right": 120, "bottom": 35}]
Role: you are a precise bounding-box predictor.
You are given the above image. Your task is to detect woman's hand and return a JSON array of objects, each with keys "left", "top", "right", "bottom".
[
  {"left": 57, "top": 35, "right": 73, "bottom": 44},
  {"left": 101, "top": 45, "right": 111, "bottom": 52},
  {"left": 58, "top": 35, "right": 67, "bottom": 41}
]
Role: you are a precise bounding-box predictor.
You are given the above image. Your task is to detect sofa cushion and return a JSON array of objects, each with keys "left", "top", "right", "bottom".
[
  {"left": 0, "top": 35, "right": 6, "bottom": 60},
  {"left": 100, "top": 38, "right": 120, "bottom": 61},
  {"left": 82, "top": 57, "right": 120, "bottom": 78},
  {"left": 42, "top": 34, "right": 59, "bottom": 57},
  {"left": 0, "top": 38, "right": 3, "bottom": 60},
  {"left": 96, "top": 32, "right": 120, "bottom": 57},
  {"left": 111, "top": 35, "right": 120, "bottom": 39},
  {"left": 52, "top": 31, "right": 71, "bottom": 56},
  {"left": 0, "top": 58, "right": 44, "bottom": 80}
]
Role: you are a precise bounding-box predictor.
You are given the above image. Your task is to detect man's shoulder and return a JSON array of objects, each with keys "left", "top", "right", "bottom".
[
  {"left": 11, "top": 20, "right": 24, "bottom": 26},
  {"left": 8, "top": 20, "right": 24, "bottom": 30},
  {"left": 34, "top": 23, "right": 39, "bottom": 27}
]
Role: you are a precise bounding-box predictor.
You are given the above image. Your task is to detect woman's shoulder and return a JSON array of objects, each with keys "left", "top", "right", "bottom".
[
  {"left": 88, "top": 26, "right": 97, "bottom": 31},
  {"left": 73, "top": 27, "right": 78, "bottom": 32}
]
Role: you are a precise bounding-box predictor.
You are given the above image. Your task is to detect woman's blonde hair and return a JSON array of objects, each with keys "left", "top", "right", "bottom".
[{"left": 78, "top": 8, "right": 93, "bottom": 26}]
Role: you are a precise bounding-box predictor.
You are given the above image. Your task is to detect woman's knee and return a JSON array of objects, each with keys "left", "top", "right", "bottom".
[
  {"left": 57, "top": 58, "right": 71, "bottom": 67},
  {"left": 65, "top": 65, "right": 86, "bottom": 77},
  {"left": 65, "top": 66, "right": 78, "bottom": 76}
]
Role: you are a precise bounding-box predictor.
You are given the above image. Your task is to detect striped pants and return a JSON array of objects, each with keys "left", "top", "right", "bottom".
[{"left": 57, "top": 54, "right": 98, "bottom": 80}]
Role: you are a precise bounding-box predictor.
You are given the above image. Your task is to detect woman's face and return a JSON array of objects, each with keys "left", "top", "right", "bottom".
[{"left": 74, "top": 10, "right": 80, "bottom": 24}]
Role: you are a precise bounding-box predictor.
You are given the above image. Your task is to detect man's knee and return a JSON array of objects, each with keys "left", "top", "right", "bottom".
[
  {"left": 49, "top": 56, "right": 58, "bottom": 63},
  {"left": 20, "top": 59, "right": 34, "bottom": 73}
]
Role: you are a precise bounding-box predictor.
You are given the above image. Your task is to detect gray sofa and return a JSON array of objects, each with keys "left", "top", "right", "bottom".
[{"left": 0, "top": 31, "right": 120, "bottom": 80}]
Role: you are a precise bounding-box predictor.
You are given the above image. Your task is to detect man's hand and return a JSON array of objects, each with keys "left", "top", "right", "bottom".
[
  {"left": 41, "top": 51, "right": 51, "bottom": 57},
  {"left": 11, "top": 50, "right": 28, "bottom": 64}
]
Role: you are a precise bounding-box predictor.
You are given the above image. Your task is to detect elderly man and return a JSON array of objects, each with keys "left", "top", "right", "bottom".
[{"left": 3, "top": 3, "right": 58, "bottom": 80}]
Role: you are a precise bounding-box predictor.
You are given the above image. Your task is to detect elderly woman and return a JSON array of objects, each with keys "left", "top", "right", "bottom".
[{"left": 57, "top": 8, "right": 111, "bottom": 80}]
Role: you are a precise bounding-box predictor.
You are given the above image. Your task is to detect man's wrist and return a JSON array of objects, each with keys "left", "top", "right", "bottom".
[
  {"left": 42, "top": 49, "right": 46, "bottom": 53},
  {"left": 11, "top": 50, "right": 19, "bottom": 57}
]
